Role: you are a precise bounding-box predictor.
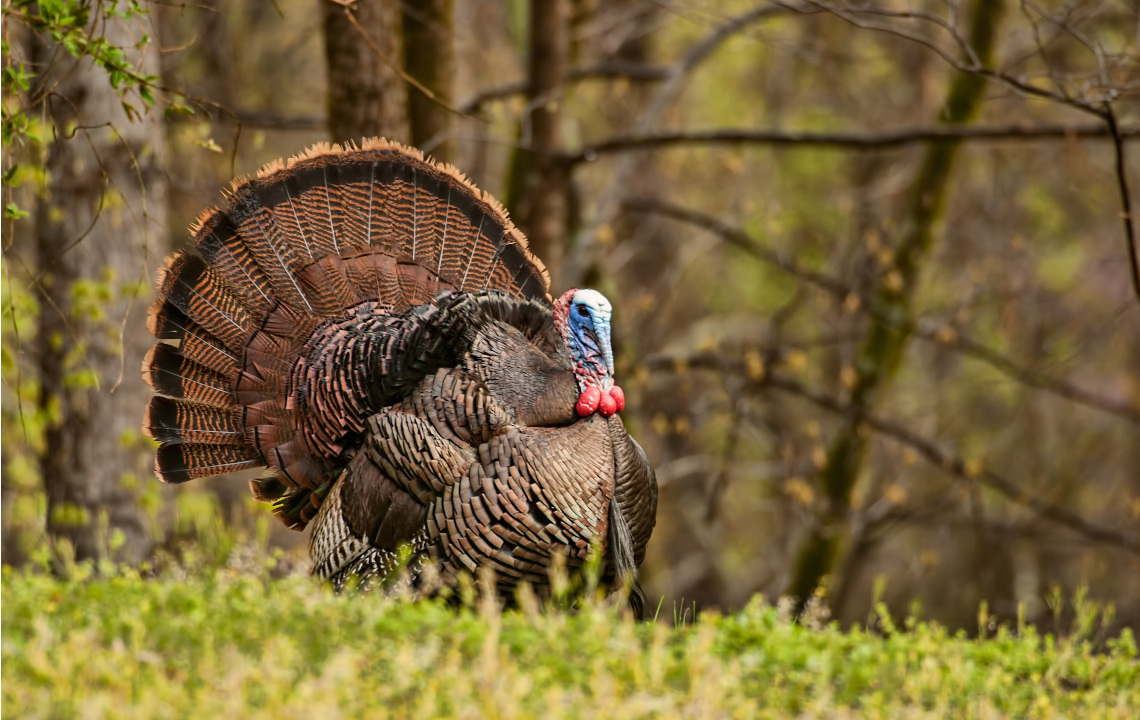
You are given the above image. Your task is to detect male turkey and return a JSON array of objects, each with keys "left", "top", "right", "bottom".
[{"left": 142, "top": 138, "right": 657, "bottom": 615}]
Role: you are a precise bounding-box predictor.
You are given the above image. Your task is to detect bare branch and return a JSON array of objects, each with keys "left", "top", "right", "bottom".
[
  {"left": 873, "top": 507, "right": 1125, "bottom": 549},
  {"left": 1104, "top": 103, "right": 1140, "bottom": 306},
  {"left": 562, "top": 124, "right": 1140, "bottom": 164},
  {"left": 786, "top": 0, "right": 1107, "bottom": 115},
  {"left": 571, "top": 3, "right": 799, "bottom": 281},
  {"left": 625, "top": 198, "right": 1140, "bottom": 425},
  {"left": 644, "top": 349, "right": 1140, "bottom": 554},
  {"left": 783, "top": 1, "right": 1140, "bottom": 307},
  {"left": 459, "top": 62, "right": 670, "bottom": 114},
  {"left": 761, "top": 373, "right": 1140, "bottom": 555},
  {"left": 163, "top": 109, "right": 326, "bottom": 129}
]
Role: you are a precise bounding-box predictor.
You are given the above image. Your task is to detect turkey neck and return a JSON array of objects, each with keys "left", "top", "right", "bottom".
[{"left": 464, "top": 320, "right": 579, "bottom": 427}]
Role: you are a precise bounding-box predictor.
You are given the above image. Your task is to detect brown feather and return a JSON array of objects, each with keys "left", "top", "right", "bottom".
[
  {"left": 156, "top": 253, "right": 252, "bottom": 352},
  {"left": 155, "top": 443, "right": 260, "bottom": 484},
  {"left": 147, "top": 299, "right": 238, "bottom": 375},
  {"left": 144, "top": 396, "right": 243, "bottom": 445},
  {"left": 143, "top": 343, "right": 235, "bottom": 408}
]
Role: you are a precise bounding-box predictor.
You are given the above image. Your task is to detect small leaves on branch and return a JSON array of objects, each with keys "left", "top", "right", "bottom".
[
  {"left": 2, "top": 0, "right": 185, "bottom": 216},
  {"left": 5, "top": 202, "right": 29, "bottom": 220},
  {"left": 4, "top": 1, "right": 162, "bottom": 139}
]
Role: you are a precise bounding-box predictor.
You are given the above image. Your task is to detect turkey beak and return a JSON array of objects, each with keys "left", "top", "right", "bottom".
[{"left": 597, "top": 322, "right": 615, "bottom": 378}]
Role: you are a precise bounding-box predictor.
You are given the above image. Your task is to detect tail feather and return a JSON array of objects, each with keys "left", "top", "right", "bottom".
[
  {"left": 319, "top": 160, "right": 373, "bottom": 254},
  {"left": 143, "top": 343, "right": 235, "bottom": 408},
  {"left": 157, "top": 254, "right": 252, "bottom": 352},
  {"left": 296, "top": 255, "right": 359, "bottom": 317},
  {"left": 144, "top": 396, "right": 244, "bottom": 445},
  {"left": 281, "top": 166, "right": 343, "bottom": 257},
  {"left": 228, "top": 187, "right": 316, "bottom": 313},
  {"left": 194, "top": 210, "right": 276, "bottom": 314},
  {"left": 341, "top": 249, "right": 405, "bottom": 311},
  {"left": 147, "top": 299, "right": 238, "bottom": 375},
  {"left": 245, "top": 139, "right": 550, "bottom": 305},
  {"left": 269, "top": 480, "right": 329, "bottom": 529},
  {"left": 268, "top": 438, "right": 327, "bottom": 490},
  {"left": 156, "top": 443, "right": 261, "bottom": 484},
  {"left": 397, "top": 261, "right": 456, "bottom": 313},
  {"left": 234, "top": 364, "right": 286, "bottom": 407},
  {"left": 249, "top": 474, "right": 328, "bottom": 528},
  {"left": 249, "top": 475, "right": 288, "bottom": 502}
]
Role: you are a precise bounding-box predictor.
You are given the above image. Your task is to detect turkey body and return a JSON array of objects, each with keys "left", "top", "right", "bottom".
[{"left": 143, "top": 139, "right": 657, "bottom": 612}]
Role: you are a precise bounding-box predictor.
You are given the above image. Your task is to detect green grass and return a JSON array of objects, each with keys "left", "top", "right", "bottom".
[{"left": 3, "top": 562, "right": 1137, "bottom": 719}]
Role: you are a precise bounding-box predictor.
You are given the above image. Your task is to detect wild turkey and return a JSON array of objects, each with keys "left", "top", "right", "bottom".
[{"left": 142, "top": 138, "right": 657, "bottom": 614}]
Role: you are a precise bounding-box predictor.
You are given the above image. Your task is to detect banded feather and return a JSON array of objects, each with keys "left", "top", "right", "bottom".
[
  {"left": 144, "top": 396, "right": 244, "bottom": 446},
  {"left": 156, "top": 443, "right": 260, "bottom": 484},
  {"left": 156, "top": 254, "right": 252, "bottom": 352},
  {"left": 143, "top": 343, "right": 235, "bottom": 408},
  {"left": 146, "top": 299, "right": 238, "bottom": 375}
]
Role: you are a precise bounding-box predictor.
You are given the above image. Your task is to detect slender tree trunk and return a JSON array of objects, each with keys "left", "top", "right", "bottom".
[
  {"left": 591, "top": 0, "right": 666, "bottom": 291},
  {"left": 35, "top": 11, "right": 168, "bottom": 565},
  {"left": 324, "top": 0, "right": 408, "bottom": 143},
  {"left": 403, "top": 0, "right": 454, "bottom": 162},
  {"left": 785, "top": 0, "right": 1006, "bottom": 609},
  {"left": 506, "top": 0, "right": 569, "bottom": 287}
]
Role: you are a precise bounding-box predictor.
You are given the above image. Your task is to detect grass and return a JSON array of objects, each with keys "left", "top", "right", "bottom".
[{"left": 2, "top": 558, "right": 1138, "bottom": 719}]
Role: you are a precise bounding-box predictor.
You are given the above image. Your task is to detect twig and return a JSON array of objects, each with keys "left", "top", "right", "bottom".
[
  {"left": 2, "top": 258, "right": 31, "bottom": 447},
  {"left": 460, "top": 80, "right": 526, "bottom": 115},
  {"left": 762, "top": 373, "right": 1140, "bottom": 555},
  {"left": 787, "top": 0, "right": 1106, "bottom": 116},
  {"left": 873, "top": 507, "right": 1118, "bottom": 548},
  {"left": 705, "top": 378, "right": 746, "bottom": 521},
  {"left": 626, "top": 198, "right": 1140, "bottom": 425},
  {"left": 645, "top": 351, "right": 1140, "bottom": 555},
  {"left": 1104, "top": 102, "right": 1140, "bottom": 305},
  {"left": 560, "top": 124, "right": 1140, "bottom": 164},
  {"left": 570, "top": 4, "right": 797, "bottom": 281},
  {"left": 165, "top": 109, "right": 326, "bottom": 130},
  {"left": 785, "top": 0, "right": 1140, "bottom": 306},
  {"left": 459, "top": 62, "right": 670, "bottom": 114},
  {"left": 913, "top": 318, "right": 1139, "bottom": 423}
]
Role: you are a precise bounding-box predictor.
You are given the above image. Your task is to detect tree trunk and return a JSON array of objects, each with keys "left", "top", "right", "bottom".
[
  {"left": 785, "top": 0, "right": 1006, "bottom": 610},
  {"left": 403, "top": 0, "right": 455, "bottom": 162},
  {"left": 506, "top": 0, "right": 569, "bottom": 287},
  {"left": 324, "top": 0, "right": 408, "bottom": 143},
  {"left": 35, "top": 12, "right": 168, "bottom": 565}
]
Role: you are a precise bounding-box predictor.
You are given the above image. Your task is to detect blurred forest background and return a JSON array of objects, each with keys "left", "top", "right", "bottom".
[{"left": 3, "top": 0, "right": 1139, "bottom": 633}]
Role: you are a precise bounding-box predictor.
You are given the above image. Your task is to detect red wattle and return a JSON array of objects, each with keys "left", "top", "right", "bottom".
[
  {"left": 576, "top": 386, "right": 602, "bottom": 417},
  {"left": 599, "top": 391, "right": 617, "bottom": 417},
  {"left": 609, "top": 385, "right": 625, "bottom": 413}
]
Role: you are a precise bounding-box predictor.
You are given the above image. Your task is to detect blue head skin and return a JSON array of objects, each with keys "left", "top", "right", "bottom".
[{"left": 555, "top": 288, "right": 615, "bottom": 393}]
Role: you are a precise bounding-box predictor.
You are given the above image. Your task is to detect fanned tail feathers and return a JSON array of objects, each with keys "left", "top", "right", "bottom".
[{"left": 143, "top": 138, "right": 550, "bottom": 527}]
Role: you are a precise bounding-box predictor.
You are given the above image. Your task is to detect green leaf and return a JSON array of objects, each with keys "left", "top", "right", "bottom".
[
  {"left": 195, "top": 137, "right": 223, "bottom": 153},
  {"left": 163, "top": 104, "right": 194, "bottom": 118},
  {"left": 4, "top": 202, "right": 29, "bottom": 220},
  {"left": 121, "top": 101, "right": 140, "bottom": 123}
]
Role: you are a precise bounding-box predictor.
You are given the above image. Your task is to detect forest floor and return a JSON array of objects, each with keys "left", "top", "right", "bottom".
[{"left": 2, "top": 558, "right": 1138, "bottom": 719}]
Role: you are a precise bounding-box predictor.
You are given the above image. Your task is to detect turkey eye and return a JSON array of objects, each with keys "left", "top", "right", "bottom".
[{"left": 576, "top": 305, "right": 590, "bottom": 317}]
